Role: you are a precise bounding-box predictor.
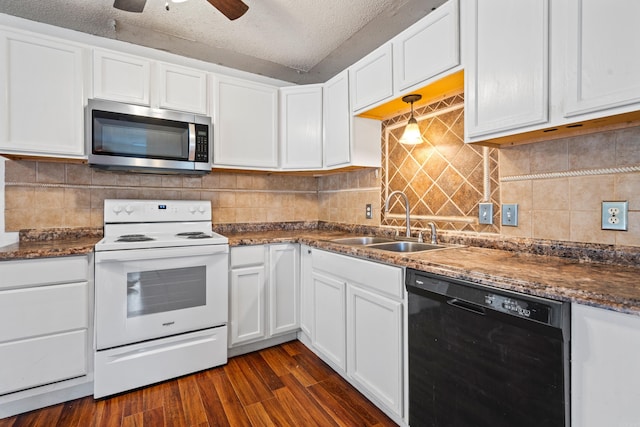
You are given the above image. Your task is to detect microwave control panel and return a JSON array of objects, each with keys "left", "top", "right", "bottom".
[{"left": 195, "top": 124, "right": 209, "bottom": 162}]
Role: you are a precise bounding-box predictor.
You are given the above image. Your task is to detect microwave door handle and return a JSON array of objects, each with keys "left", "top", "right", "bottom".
[{"left": 188, "top": 123, "right": 196, "bottom": 161}]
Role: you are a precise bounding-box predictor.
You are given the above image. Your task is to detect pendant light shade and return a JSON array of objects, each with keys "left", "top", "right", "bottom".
[{"left": 399, "top": 94, "right": 423, "bottom": 145}]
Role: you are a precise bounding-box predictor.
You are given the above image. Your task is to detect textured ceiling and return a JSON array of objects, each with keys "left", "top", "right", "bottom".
[{"left": 0, "top": 0, "right": 446, "bottom": 84}]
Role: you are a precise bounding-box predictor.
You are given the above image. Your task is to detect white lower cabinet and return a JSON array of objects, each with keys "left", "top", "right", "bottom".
[
  {"left": 572, "top": 303, "right": 640, "bottom": 427},
  {"left": 310, "top": 249, "right": 404, "bottom": 420},
  {"left": 229, "top": 244, "right": 299, "bottom": 347},
  {"left": 0, "top": 255, "right": 92, "bottom": 418},
  {"left": 347, "top": 285, "right": 403, "bottom": 416},
  {"left": 311, "top": 271, "right": 347, "bottom": 370}
]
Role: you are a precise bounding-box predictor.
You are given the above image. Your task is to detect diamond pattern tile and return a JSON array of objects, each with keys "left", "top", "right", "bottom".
[{"left": 381, "top": 94, "right": 500, "bottom": 233}]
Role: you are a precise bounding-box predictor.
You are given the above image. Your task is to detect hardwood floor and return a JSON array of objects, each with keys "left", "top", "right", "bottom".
[{"left": 0, "top": 340, "right": 398, "bottom": 427}]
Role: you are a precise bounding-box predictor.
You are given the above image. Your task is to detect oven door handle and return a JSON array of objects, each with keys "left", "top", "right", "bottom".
[{"left": 95, "top": 245, "right": 228, "bottom": 263}]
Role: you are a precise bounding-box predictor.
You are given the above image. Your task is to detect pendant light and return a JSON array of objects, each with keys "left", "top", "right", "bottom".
[{"left": 399, "top": 94, "right": 423, "bottom": 145}]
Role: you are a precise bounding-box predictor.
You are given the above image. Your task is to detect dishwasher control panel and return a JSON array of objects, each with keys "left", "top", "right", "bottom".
[{"left": 484, "top": 293, "right": 551, "bottom": 323}]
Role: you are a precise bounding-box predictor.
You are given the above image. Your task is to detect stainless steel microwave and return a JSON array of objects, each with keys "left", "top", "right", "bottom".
[{"left": 86, "top": 99, "right": 212, "bottom": 174}]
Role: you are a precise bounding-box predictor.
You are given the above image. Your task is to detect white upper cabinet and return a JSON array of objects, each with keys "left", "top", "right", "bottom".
[
  {"left": 0, "top": 30, "right": 86, "bottom": 158},
  {"left": 323, "top": 70, "right": 351, "bottom": 168},
  {"left": 93, "top": 50, "right": 208, "bottom": 114},
  {"left": 464, "top": 0, "right": 549, "bottom": 139},
  {"left": 393, "top": 0, "right": 460, "bottom": 93},
  {"left": 93, "top": 49, "right": 151, "bottom": 106},
  {"left": 279, "top": 85, "right": 323, "bottom": 170},
  {"left": 212, "top": 74, "right": 279, "bottom": 169},
  {"left": 157, "top": 62, "right": 208, "bottom": 115},
  {"left": 350, "top": 44, "right": 394, "bottom": 113},
  {"left": 564, "top": 0, "right": 640, "bottom": 118}
]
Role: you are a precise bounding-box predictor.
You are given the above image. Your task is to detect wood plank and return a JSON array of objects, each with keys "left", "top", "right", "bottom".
[
  {"left": 318, "top": 375, "right": 396, "bottom": 426},
  {"left": 224, "top": 356, "right": 273, "bottom": 406},
  {"left": 56, "top": 396, "right": 97, "bottom": 427},
  {"left": 194, "top": 370, "right": 232, "bottom": 427},
  {"left": 142, "top": 383, "right": 164, "bottom": 412},
  {"left": 261, "top": 345, "right": 316, "bottom": 387},
  {"left": 121, "top": 412, "right": 143, "bottom": 427},
  {"left": 95, "top": 394, "right": 127, "bottom": 427},
  {"left": 274, "top": 383, "right": 337, "bottom": 427},
  {"left": 177, "top": 375, "right": 208, "bottom": 426},
  {"left": 278, "top": 373, "right": 339, "bottom": 427},
  {"left": 292, "top": 348, "right": 334, "bottom": 383},
  {"left": 142, "top": 407, "right": 164, "bottom": 426},
  {"left": 210, "top": 370, "right": 252, "bottom": 427},
  {"left": 260, "top": 397, "right": 297, "bottom": 426},
  {"left": 244, "top": 351, "right": 285, "bottom": 391},
  {"left": 243, "top": 402, "right": 276, "bottom": 427},
  {"left": 122, "top": 388, "right": 144, "bottom": 418},
  {"left": 308, "top": 381, "right": 373, "bottom": 427},
  {"left": 162, "top": 380, "right": 188, "bottom": 427}
]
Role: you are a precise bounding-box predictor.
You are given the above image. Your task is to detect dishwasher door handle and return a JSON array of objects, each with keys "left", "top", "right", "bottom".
[{"left": 447, "top": 298, "right": 486, "bottom": 316}]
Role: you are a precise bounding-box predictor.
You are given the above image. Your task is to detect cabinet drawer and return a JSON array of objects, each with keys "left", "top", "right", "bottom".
[
  {"left": 0, "top": 281, "right": 88, "bottom": 342},
  {"left": 0, "top": 330, "right": 87, "bottom": 395},
  {"left": 0, "top": 256, "right": 88, "bottom": 290},
  {"left": 230, "top": 245, "right": 265, "bottom": 268},
  {"left": 312, "top": 250, "right": 403, "bottom": 299}
]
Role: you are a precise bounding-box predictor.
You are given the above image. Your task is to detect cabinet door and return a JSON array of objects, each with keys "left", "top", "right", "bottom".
[
  {"left": 93, "top": 49, "right": 151, "bottom": 105},
  {"left": 279, "top": 85, "right": 323, "bottom": 169},
  {"left": 393, "top": 0, "right": 459, "bottom": 93},
  {"left": 323, "top": 70, "right": 351, "bottom": 168},
  {"left": 268, "top": 244, "right": 300, "bottom": 335},
  {"left": 572, "top": 304, "right": 640, "bottom": 427},
  {"left": 350, "top": 44, "right": 393, "bottom": 112},
  {"left": 465, "top": 0, "right": 549, "bottom": 139},
  {"left": 312, "top": 271, "right": 346, "bottom": 370},
  {"left": 347, "top": 284, "right": 403, "bottom": 416},
  {"left": 229, "top": 265, "right": 266, "bottom": 346},
  {"left": 158, "top": 62, "right": 208, "bottom": 114},
  {"left": 564, "top": 0, "right": 640, "bottom": 117},
  {"left": 299, "top": 245, "right": 313, "bottom": 337},
  {"left": 213, "top": 75, "right": 279, "bottom": 169},
  {"left": 0, "top": 31, "right": 85, "bottom": 157}
]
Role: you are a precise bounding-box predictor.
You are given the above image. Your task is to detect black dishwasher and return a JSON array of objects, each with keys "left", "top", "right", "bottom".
[{"left": 406, "top": 269, "right": 570, "bottom": 427}]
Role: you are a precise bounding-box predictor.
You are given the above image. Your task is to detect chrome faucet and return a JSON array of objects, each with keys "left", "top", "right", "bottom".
[
  {"left": 385, "top": 190, "right": 411, "bottom": 238},
  {"left": 428, "top": 221, "right": 437, "bottom": 245}
]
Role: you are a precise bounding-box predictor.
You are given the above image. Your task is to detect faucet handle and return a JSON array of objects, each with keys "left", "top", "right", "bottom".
[
  {"left": 417, "top": 231, "right": 424, "bottom": 243},
  {"left": 394, "top": 229, "right": 400, "bottom": 238}
]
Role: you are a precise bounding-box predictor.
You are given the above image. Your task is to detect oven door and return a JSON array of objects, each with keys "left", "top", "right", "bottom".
[{"left": 95, "top": 245, "right": 228, "bottom": 350}]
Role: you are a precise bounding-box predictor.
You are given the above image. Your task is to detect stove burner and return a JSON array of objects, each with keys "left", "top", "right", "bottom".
[
  {"left": 116, "top": 234, "right": 155, "bottom": 242},
  {"left": 176, "top": 232, "right": 213, "bottom": 239}
]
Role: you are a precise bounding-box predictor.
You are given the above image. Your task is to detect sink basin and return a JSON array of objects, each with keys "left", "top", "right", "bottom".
[
  {"left": 331, "top": 236, "right": 395, "bottom": 245},
  {"left": 367, "top": 241, "right": 446, "bottom": 253}
]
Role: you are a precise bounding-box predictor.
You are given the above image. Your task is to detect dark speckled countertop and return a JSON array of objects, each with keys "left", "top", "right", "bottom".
[
  {"left": 1, "top": 225, "right": 638, "bottom": 316},
  {"left": 223, "top": 228, "right": 640, "bottom": 316}
]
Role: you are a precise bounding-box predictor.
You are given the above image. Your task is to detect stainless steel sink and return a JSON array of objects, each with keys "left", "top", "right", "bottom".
[
  {"left": 367, "top": 241, "right": 446, "bottom": 253},
  {"left": 330, "top": 236, "right": 395, "bottom": 245}
]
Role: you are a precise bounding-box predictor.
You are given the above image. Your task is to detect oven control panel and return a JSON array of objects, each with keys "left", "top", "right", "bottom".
[{"left": 105, "top": 199, "right": 211, "bottom": 223}]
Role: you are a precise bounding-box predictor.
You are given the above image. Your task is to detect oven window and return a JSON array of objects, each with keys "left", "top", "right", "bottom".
[{"left": 127, "top": 266, "right": 206, "bottom": 318}]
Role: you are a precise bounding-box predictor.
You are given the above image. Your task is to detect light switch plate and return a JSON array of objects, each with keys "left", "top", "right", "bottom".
[
  {"left": 602, "top": 201, "right": 628, "bottom": 231},
  {"left": 501, "top": 204, "right": 518, "bottom": 227},
  {"left": 478, "top": 203, "right": 493, "bottom": 225}
]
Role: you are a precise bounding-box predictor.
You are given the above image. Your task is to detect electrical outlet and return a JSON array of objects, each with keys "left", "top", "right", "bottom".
[
  {"left": 602, "top": 201, "right": 628, "bottom": 231},
  {"left": 365, "top": 203, "right": 372, "bottom": 219},
  {"left": 478, "top": 203, "right": 493, "bottom": 225},
  {"left": 501, "top": 204, "right": 518, "bottom": 227}
]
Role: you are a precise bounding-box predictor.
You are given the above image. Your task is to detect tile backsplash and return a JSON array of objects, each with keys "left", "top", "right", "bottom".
[
  {"left": 500, "top": 127, "right": 640, "bottom": 247},
  {"left": 3, "top": 162, "right": 318, "bottom": 230}
]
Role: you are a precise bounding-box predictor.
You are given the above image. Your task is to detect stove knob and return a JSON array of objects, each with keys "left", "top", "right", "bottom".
[
  {"left": 113, "top": 205, "right": 123, "bottom": 214},
  {"left": 125, "top": 205, "right": 134, "bottom": 214},
  {"left": 189, "top": 206, "right": 197, "bottom": 213},
  {"left": 198, "top": 206, "right": 206, "bottom": 213}
]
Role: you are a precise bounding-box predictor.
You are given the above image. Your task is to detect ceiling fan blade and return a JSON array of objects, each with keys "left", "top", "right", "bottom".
[
  {"left": 206, "top": 0, "right": 249, "bottom": 20},
  {"left": 113, "top": 0, "right": 147, "bottom": 13}
]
